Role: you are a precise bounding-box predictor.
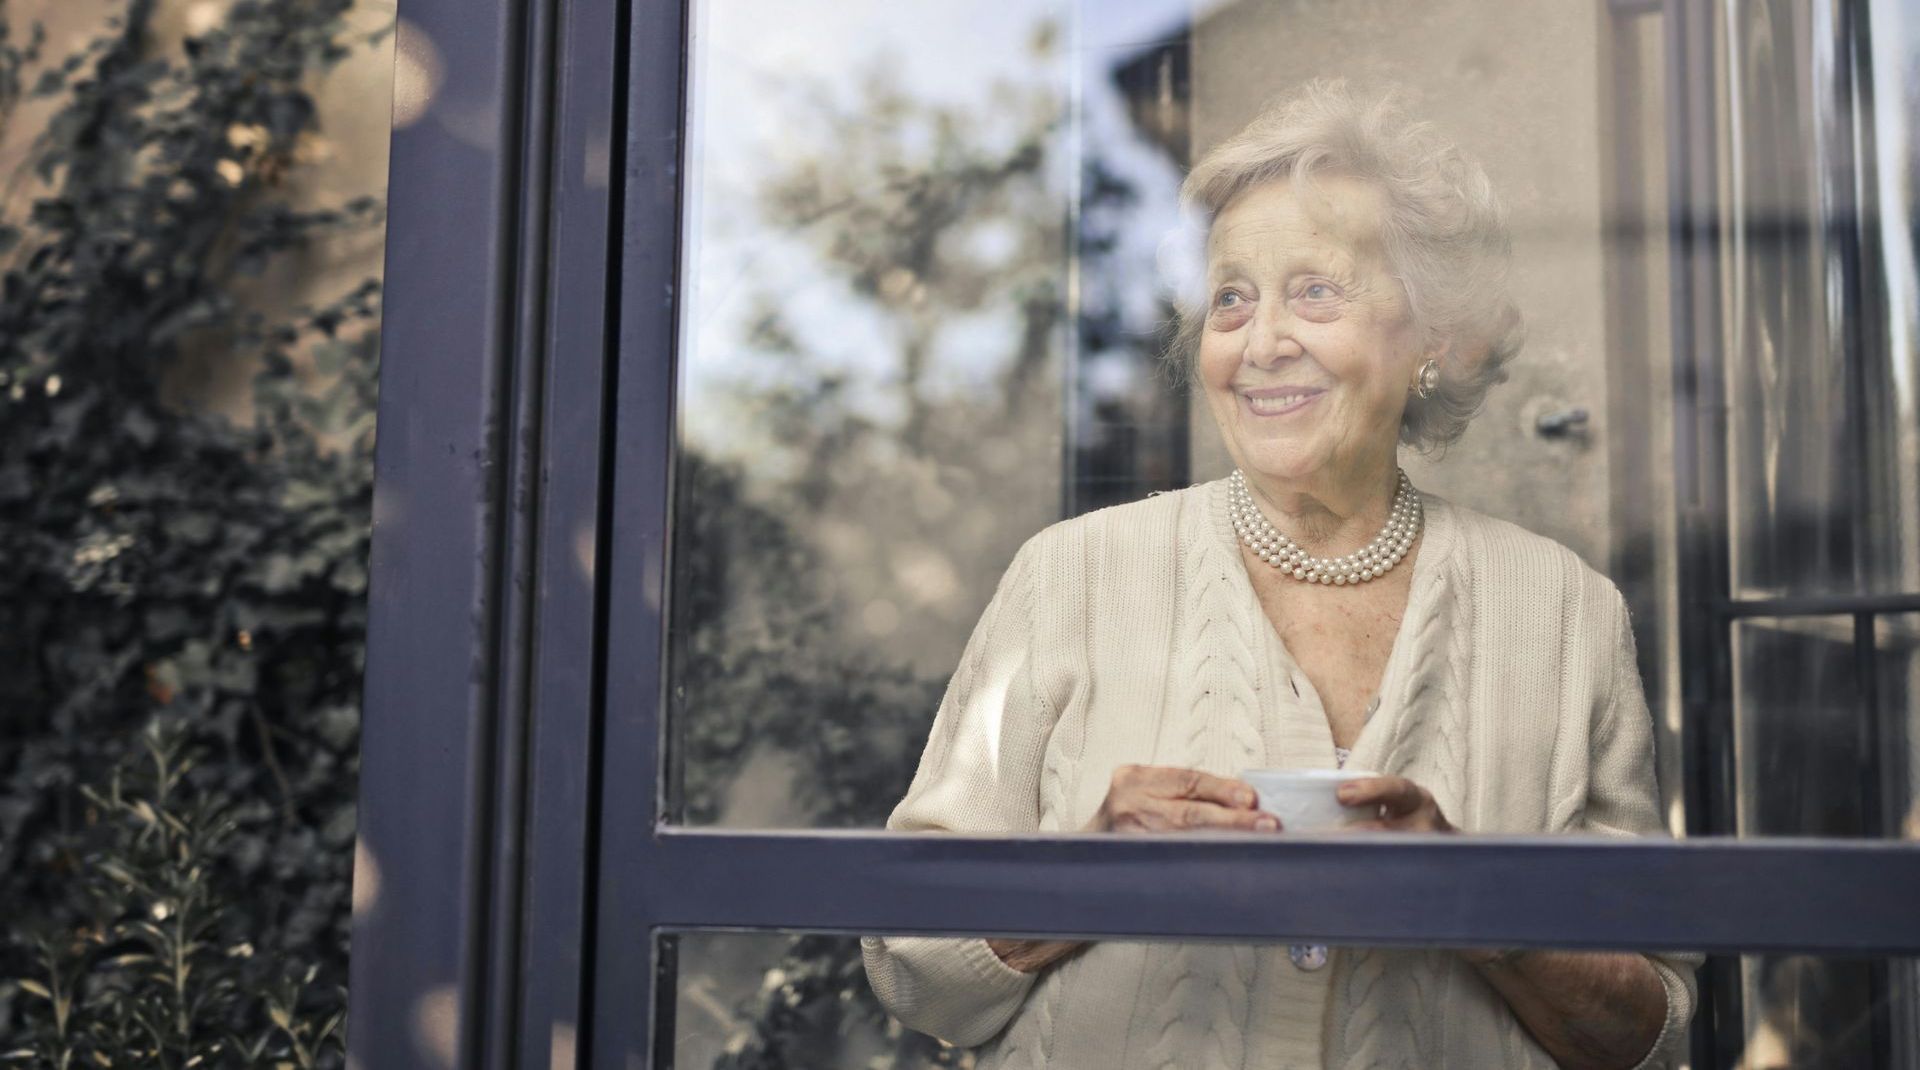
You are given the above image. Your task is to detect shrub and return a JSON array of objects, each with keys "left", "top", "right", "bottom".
[
  {"left": 6, "top": 724, "right": 346, "bottom": 1067},
  {"left": 0, "top": 1, "right": 384, "bottom": 1063}
]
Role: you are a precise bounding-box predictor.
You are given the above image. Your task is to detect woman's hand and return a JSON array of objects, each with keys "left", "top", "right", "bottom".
[
  {"left": 1085, "top": 764, "right": 1279, "bottom": 834},
  {"left": 1336, "top": 775, "right": 1456, "bottom": 832},
  {"left": 989, "top": 766, "right": 1273, "bottom": 975},
  {"left": 1335, "top": 777, "right": 1667, "bottom": 1066}
]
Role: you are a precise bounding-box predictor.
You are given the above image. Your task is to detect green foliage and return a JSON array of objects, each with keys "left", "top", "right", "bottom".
[
  {"left": 0, "top": 0, "right": 384, "bottom": 1063},
  {"left": 5, "top": 724, "right": 344, "bottom": 1067}
]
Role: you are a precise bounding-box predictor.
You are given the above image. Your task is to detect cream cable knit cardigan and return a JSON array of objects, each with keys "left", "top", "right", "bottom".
[{"left": 861, "top": 478, "right": 1697, "bottom": 1069}]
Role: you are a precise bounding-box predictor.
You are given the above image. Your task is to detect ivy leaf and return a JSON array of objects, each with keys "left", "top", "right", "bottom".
[
  {"left": 329, "top": 558, "right": 366, "bottom": 594},
  {"left": 0, "top": 463, "right": 30, "bottom": 501},
  {"left": 170, "top": 511, "right": 218, "bottom": 545},
  {"left": 120, "top": 406, "right": 157, "bottom": 448},
  {"left": 142, "top": 604, "right": 191, "bottom": 642}
]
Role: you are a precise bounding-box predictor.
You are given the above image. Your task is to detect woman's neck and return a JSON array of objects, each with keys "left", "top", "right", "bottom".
[{"left": 1241, "top": 459, "right": 1401, "bottom": 554}]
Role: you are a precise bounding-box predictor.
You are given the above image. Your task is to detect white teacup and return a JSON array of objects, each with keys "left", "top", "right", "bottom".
[{"left": 1240, "top": 768, "right": 1382, "bottom": 832}]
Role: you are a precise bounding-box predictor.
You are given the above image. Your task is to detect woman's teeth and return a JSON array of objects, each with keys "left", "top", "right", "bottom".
[{"left": 1246, "top": 392, "right": 1314, "bottom": 414}]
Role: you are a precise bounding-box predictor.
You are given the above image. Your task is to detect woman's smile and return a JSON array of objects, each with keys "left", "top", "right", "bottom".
[{"left": 1239, "top": 385, "right": 1325, "bottom": 418}]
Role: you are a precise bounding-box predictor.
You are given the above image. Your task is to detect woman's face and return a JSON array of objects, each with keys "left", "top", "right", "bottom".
[{"left": 1197, "top": 175, "right": 1432, "bottom": 493}]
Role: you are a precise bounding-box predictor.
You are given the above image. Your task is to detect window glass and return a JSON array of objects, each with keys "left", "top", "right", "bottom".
[
  {"left": 1880, "top": 614, "right": 1920, "bottom": 840},
  {"left": 664, "top": 0, "right": 1918, "bottom": 854},
  {"left": 666, "top": 931, "right": 1920, "bottom": 1070},
  {"left": 1730, "top": 614, "right": 1920, "bottom": 839},
  {"left": 1722, "top": 1, "right": 1920, "bottom": 600},
  {"left": 671, "top": 0, "right": 1079, "bottom": 828},
  {"left": 1734, "top": 953, "right": 1920, "bottom": 1070}
]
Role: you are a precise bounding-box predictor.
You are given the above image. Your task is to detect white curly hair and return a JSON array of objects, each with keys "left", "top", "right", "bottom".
[{"left": 1165, "top": 80, "right": 1523, "bottom": 450}]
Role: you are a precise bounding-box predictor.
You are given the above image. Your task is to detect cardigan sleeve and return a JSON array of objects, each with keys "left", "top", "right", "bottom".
[
  {"left": 862, "top": 538, "right": 1058, "bottom": 1048},
  {"left": 1585, "top": 588, "right": 1701, "bottom": 1070}
]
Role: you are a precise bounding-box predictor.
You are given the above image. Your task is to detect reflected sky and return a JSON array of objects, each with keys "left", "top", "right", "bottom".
[{"left": 679, "top": 0, "right": 1196, "bottom": 472}]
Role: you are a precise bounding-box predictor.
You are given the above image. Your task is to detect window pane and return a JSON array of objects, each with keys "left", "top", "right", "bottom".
[
  {"left": 1732, "top": 616, "right": 1920, "bottom": 839},
  {"left": 1734, "top": 617, "right": 1867, "bottom": 838},
  {"left": 671, "top": 0, "right": 1080, "bottom": 829},
  {"left": 665, "top": 932, "right": 1920, "bottom": 1070},
  {"left": 661, "top": 0, "right": 1912, "bottom": 849},
  {"left": 668, "top": 0, "right": 1680, "bottom": 831},
  {"left": 1721, "top": 2, "right": 1920, "bottom": 599},
  {"left": 1879, "top": 615, "right": 1920, "bottom": 841},
  {"left": 1605, "top": 7, "right": 1687, "bottom": 838},
  {"left": 1735, "top": 954, "right": 1920, "bottom": 1070}
]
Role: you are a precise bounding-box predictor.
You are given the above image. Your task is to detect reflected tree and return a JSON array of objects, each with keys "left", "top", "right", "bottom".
[
  {"left": 671, "top": 451, "right": 943, "bottom": 830},
  {"left": 673, "top": 453, "right": 959, "bottom": 1069},
  {"left": 676, "top": 38, "right": 1069, "bottom": 1070},
  {"left": 751, "top": 53, "right": 1065, "bottom": 449},
  {"left": 677, "top": 25, "right": 1178, "bottom": 1064}
]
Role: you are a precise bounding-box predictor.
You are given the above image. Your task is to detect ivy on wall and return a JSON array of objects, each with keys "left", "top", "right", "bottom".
[{"left": 0, "top": 1, "right": 384, "bottom": 1064}]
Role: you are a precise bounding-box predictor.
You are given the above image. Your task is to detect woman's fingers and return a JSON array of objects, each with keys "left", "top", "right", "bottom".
[
  {"left": 1338, "top": 776, "right": 1454, "bottom": 832},
  {"left": 1108, "top": 797, "right": 1269, "bottom": 832},
  {"left": 1109, "top": 772, "right": 1455, "bottom": 834},
  {"left": 1116, "top": 765, "right": 1259, "bottom": 809},
  {"left": 1183, "top": 800, "right": 1281, "bottom": 831},
  {"left": 1344, "top": 776, "right": 1423, "bottom": 814},
  {"left": 1093, "top": 765, "right": 1277, "bottom": 834},
  {"left": 1175, "top": 769, "right": 1261, "bottom": 809},
  {"left": 1159, "top": 799, "right": 1279, "bottom": 832}
]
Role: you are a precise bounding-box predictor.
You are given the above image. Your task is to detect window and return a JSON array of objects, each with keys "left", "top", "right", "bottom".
[
  {"left": 354, "top": 1, "right": 1920, "bottom": 1067},
  {"left": 602, "top": 0, "right": 1920, "bottom": 1064}
]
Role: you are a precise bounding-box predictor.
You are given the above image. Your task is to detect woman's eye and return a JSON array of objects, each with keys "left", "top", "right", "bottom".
[
  {"left": 1288, "top": 280, "right": 1345, "bottom": 323},
  {"left": 1207, "top": 289, "right": 1253, "bottom": 330}
]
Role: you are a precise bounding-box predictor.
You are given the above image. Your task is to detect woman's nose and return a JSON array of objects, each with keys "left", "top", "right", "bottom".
[{"left": 1242, "top": 302, "right": 1304, "bottom": 367}]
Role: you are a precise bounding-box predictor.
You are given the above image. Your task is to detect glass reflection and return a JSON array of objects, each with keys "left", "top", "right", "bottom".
[
  {"left": 1733, "top": 615, "right": 1920, "bottom": 839},
  {"left": 1721, "top": 1, "right": 1920, "bottom": 599},
  {"left": 1878, "top": 615, "right": 1920, "bottom": 842},
  {"left": 1734, "top": 617, "right": 1871, "bottom": 838},
  {"left": 670, "top": 0, "right": 1701, "bottom": 835},
  {"left": 663, "top": 0, "right": 1915, "bottom": 856},
  {"left": 668, "top": 933, "right": 1920, "bottom": 1070},
  {"left": 661, "top": 0, "right": 1920, "bottom": 1066},
  {"left": 1736, "top": 953, "right": 1920, "bottom": 1070},
  {"left": 671, "top": 0, "right": 1080, "bottom": 829}
]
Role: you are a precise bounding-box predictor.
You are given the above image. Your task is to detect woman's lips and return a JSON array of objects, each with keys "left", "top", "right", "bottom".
[{"left": 1240, "top": 387, "right": 1324, "bottom": 417}]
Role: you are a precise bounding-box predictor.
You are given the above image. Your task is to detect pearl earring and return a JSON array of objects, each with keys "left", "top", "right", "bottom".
[{"left": 1412, "top": 358, "right": 1440, "bottom": 400}]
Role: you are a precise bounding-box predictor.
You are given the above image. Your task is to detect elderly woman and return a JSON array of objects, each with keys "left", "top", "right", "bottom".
[{"left": 862, "top": 82, "right": 1696, "bottom": 1069}]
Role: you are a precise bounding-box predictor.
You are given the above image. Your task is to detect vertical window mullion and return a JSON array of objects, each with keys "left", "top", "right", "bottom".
[{"left": 586, "top": 0, "right": 690, "bottom": 1064}]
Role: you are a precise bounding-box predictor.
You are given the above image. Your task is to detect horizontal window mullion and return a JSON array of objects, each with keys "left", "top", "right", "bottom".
[{"left": 630, "top": 829, "right": 1920, "bottom": 955}]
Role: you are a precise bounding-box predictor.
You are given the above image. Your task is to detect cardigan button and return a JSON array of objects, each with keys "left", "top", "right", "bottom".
[{"left": 1288, "top": 944, "right": 1329, "bottom": 971}]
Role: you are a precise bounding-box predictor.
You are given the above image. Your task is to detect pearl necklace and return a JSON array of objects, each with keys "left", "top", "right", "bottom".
[{"left": 1227, "top": 469, "right": 1422, "bottom": 586}]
